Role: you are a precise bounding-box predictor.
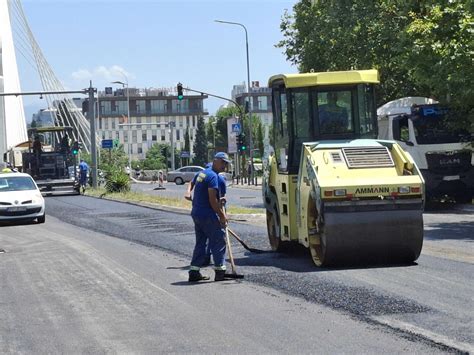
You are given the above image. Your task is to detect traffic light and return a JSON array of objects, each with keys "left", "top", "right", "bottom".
[
  {"left": 71, "top": 141, "right": 79, "bottom": 155},
  {"left": 177, "top": 83, "right": 184, "bottom": 100},
  {"left": 237, "top": 133, "right": 246, "bottom": 152}
]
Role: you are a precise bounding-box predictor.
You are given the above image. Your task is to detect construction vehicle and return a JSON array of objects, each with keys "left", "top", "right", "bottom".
[
  {"left": 377, "top": 97, "right": 473, "bottom": 203},
  {"left": 262, "top": 70, "right": 425, "bottom": 266},
  {"left": 11, "top": 126, "right": 81, "bottom": 194}
]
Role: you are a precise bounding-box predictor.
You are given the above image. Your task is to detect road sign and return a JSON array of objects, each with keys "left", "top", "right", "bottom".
[
  {"left": 101, "top": 139, "right": 113, "bottom": 149},
  {"left": 231, "top": 123, "right": 241, "bottom": 134},
  {"left": 180, "top": 151, "right": 190, "bottom": 158}
]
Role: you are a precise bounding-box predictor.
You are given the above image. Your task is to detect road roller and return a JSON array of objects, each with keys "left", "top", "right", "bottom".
[{"left": 262, "top": 70, "right": 425, "bottom": 266}]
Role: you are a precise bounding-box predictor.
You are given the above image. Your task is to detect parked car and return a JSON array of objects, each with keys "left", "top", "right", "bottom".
[
  {"left": 0, "top": 172, "right": 45, "bottom": 223},
  {"left": 166, "top": 166, "right": 204, "bottom": 185}
]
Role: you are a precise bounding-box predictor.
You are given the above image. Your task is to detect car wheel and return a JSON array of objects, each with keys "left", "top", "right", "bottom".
[
  {"left": 175, "top": 177, "right": 184, "bottom": 185},
  {"left": 37, "top": 214, "right": 46, "bottom": 224}
]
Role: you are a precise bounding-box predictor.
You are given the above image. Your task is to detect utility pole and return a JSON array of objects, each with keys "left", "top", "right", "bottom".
[{"left": 88, "top": 81, "right": 98, "bottom": 188}]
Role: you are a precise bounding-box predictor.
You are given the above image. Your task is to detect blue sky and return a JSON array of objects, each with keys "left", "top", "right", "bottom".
[{"left": 16, "top": 0, "right": 298, "bottom": 120}]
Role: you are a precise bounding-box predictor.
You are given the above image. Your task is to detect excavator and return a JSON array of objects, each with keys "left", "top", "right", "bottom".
[{"left": 262, "top": 70, "right": 425, "bottom": 266}]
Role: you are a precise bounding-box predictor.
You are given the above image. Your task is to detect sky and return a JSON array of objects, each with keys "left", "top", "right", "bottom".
[{"left": 14, "top": 0, "right": 298, "bottom": 121}]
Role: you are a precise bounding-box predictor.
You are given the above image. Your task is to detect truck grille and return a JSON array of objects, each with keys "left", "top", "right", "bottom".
[
  {"left": 342, "top": 147, "right": 394, "bottom": 168},
  {"left": 426, "top": 151, "right": 471, "bottom": 174}
]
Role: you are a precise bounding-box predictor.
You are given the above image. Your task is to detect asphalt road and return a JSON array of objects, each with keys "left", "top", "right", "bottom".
[
  {"left": 1, "top": 195, "right": 472, "bottom": 353},
  {"left": 131, "top": 181, "right": 265, "bottom": 210}
]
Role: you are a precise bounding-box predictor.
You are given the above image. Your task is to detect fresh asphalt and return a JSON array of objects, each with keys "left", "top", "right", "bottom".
[{"left": 34, "top": 194, "right": 474, "bottom": 353}]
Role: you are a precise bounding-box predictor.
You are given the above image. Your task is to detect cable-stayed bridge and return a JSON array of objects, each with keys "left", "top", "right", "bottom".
[{"left": 0, "top": 0, "right": 93, "bottom": 161}]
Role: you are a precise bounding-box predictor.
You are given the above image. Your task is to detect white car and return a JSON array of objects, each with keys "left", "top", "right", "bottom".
[{"left": 0, "top": 172, "right": 45, "bottom": 223}]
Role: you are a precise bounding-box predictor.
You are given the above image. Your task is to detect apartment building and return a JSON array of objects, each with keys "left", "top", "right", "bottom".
[{"left": 95, "top": 87, "right": 208, "bottom": 161}]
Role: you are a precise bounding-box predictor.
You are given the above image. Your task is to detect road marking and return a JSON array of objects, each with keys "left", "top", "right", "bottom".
[{"left": 372, "top": 316, "right": 474, "bottom": 353}]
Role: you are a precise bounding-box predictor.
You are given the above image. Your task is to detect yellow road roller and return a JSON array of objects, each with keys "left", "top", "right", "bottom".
[{"left": 262, "top": 70, "right": 425, "bottom": 266}]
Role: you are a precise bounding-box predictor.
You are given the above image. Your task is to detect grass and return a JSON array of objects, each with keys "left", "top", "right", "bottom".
[{"left": 85, "top": 188, "right": 264, "bottom": 215}]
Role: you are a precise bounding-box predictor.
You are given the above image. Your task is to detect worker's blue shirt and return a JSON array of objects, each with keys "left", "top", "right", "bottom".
[
  {"left": 191, "top": 167, "right": 224, "bottom": 219},
  {"left": 79, "top": 161, "right": 89, "bottom": 173}
]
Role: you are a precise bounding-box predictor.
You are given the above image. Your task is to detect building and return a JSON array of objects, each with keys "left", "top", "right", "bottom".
[{"left": 90, "top": 87, "right": 208, "bottom": 162}]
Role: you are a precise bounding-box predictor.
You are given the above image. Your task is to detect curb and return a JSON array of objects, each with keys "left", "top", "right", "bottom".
[{"left": 90, "top": 194, "right": 266, "bottom": 226}]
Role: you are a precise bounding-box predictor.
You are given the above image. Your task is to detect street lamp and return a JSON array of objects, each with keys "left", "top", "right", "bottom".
[
  {"left": 215, "top": 19, "right": 254, "bottom": 185},
  {"left": 111, "top": 78, "right": 131, "bottom": 169}
]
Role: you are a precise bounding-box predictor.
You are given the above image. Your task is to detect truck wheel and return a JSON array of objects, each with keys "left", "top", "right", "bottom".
[
  {"left": 266, "top": 209, "right": 287, "bottom": 251},
  {"left": 175, "top": 177, "right": 184, "bottom": 185}
]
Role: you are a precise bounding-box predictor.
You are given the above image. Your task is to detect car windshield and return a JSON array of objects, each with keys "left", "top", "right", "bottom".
[{"left": 0, "top": 176, "right": 37, "bottom": 192}]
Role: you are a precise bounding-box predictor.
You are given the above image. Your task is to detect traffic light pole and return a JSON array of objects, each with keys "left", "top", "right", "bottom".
[{"left": 87, "top": 82, "right": 98, "bottom": 188}]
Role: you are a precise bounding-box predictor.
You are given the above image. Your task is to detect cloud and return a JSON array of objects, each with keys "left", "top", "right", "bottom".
[{"left": 71, "top": 65, "right": 134, "bottom": 84}]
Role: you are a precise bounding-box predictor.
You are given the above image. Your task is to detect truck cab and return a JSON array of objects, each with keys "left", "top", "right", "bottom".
[
  {"left": 378, "top": 97, "right": 473, "bottom": 202},
  {"left": 21, "top": 126, "right": 80, "bottom": 194}
]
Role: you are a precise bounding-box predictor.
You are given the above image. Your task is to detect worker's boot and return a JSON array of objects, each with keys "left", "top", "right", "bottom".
[
  {"left": 214, "top": 269, "right": 226, "bottom": 282},
  {"left": 188, "top": 270, "right": 210, "bottom": 282}
]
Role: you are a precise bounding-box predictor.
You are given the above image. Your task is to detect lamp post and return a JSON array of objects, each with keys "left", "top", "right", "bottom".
[
  {"left": 111, "top": 78, "right": 131, "bottom": 169},
  {"left": 215, "top": 19, "right": 254, "bottom": 184}
]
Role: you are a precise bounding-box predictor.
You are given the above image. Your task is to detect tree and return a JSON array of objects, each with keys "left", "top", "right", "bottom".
[
  {"left": 184, "top": 127, "right": 191, "bottom": 153},
  {"left": 192, "top": 116, "right": 208, "bottom": 166},
  {"left": 142, "top": 143, "right": 167, "bottom": 170},
  {"left": 96, "top": 145, "right": 128, "bottom": 171},
  {"left": 257, "top": 121, "right": 264, "bottom": 159},
  {"left": 404, "top": 1, "right": 474, "bottom": 124},
  {"left": 278, "top": 0, "right": 474, "bottom": 121},
  {"left": 30, "top": 118, "right": 37, "bottom": 128}
]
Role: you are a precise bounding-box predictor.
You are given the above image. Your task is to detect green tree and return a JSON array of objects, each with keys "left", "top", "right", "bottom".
[
  {"left": 256, "top": 121, "right": 264, "bottom": 158},
  {"left": 30, "top": 118, "right": 37, "bottom": 128},
  {"left": 192, "top": 116, "right": 208, "bottom": 166},
  {"left": 278, "top": 0, "right": 423, "bottom": 106},
  {"left": 404, "top": 2, "right": 474, "bottom": 124},
  {"left": 142, "top": 143, "right": 167, "bottom": 170},
  {"left": 96, "top": 145, "right": 128, "bottom": 171}
]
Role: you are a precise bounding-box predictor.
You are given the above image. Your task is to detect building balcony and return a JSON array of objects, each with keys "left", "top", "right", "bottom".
[{"left": 99, "top": 108, "right": 208, "bottom": 117}]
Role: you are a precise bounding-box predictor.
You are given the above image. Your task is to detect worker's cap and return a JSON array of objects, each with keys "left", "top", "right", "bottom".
[
  {"left": 214, "top": 152, "right": 231, "bottom": 164},
  {"left": 205, "top": 162, "right": 212, "bottom": 168}
]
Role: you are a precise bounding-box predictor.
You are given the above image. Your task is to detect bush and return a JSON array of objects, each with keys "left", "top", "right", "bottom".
[{"left": 104, "top": 169, "right": 130, "bottom": 193}]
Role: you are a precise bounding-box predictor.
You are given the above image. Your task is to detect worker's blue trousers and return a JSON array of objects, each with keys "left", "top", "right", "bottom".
[{"left": 190, "top": 217, "right": 226, "bottom": 271}]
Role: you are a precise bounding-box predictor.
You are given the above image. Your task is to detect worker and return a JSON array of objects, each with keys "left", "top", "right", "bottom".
[
  {"left": 188, "top": 152, "right": 230, "bottom": 282},
  {"left": 79, "top": 159, "right": 89, "bottom": 193},
  {"left": 60, "top": 133, "right": 70, "bottom": 152},
  {"left": 32, "top": 135, "right": 42, "bottom": 154},
  {"left": 185, "top": 162, "right": 227, "bottom": 267},
  {"left": 318, "top": 92, "right": 349, "bottom": 133}
]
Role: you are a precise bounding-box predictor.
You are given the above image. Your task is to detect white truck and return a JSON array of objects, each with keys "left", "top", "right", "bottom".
[{"left": 378, "top": 97, "right": 473, "bottom": 203}]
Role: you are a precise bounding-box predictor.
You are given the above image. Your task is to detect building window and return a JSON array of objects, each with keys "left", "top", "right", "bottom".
[
  {"left": 152, "top": 134, "right": 157, "bottom": 141},
  {"left": 136, "top": 117, "right": 142, "bottom": 129},
  {"left": 176, "top": 129, "right": 180, "bottom": 141},
  {"left": 104, "top": 119, "right": 109, "bottom": 130},
  {"left": 142, "top": 132, "right": 147, "bottom": 141},
  {"left": 132, "top": 130, "right": 137, "bottom": 143},
  {"left": 151, "top": 100, "right": 167, "bottom": 114},
  {"left": 192, "top": 116, "right": 196, "bottom": 127},
  {"left": 111, "top": 118, "right": 116, "bottom": 129},
  {"left": 138, "top": 146, "right": 143, "bottom": 154},
  {"left": 100, "top": 100, "right": 111, "bottom": 115},
  {"left": 136, "top": 100, "right": 146, "bottom": 114},
  {"left": 116, "top": 100, "right": 128, "bottom": 114},
  {"left": 258, "top": 96, "right": 268, "bottom": 110},
  {"left": 161, "top": 129, "right": 166, "bottom": 141}
]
